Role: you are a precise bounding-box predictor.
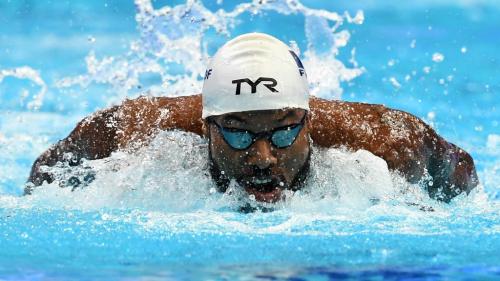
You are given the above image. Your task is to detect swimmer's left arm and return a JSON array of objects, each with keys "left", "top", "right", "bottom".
[
  {"left": 426, "top": 135, "right": 479, "bottom": 202},
  {"left": 309, "top": 97, "right": 478, "bottom": 202}
]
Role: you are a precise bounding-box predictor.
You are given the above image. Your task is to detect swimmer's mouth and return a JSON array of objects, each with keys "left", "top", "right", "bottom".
[{"left": 241, "top": 176, "right": 286, "bottom": 203}]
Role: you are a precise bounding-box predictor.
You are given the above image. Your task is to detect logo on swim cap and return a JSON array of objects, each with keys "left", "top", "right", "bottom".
[
  {"left": 202, "top": 32, "right": 309, "bottom": 118},
  {"left": 289, "top": 50, "right": 306, "bottom": 77},
  {"left": 232, "top": 77, "right": 278, "bottom": 95},
  {"left": 204, "top": 69, "right": 212, "bottom": 80}
]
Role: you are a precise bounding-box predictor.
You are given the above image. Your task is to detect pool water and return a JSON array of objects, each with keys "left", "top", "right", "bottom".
[{"left": 0, "top": 0, "right": 499, "bottom": 280}]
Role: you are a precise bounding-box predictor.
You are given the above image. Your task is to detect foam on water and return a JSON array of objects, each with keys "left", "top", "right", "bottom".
[
  {"left": 10, "top": 131, "right": 397, "bottom": 211},
  {"left": 1, "top": 130, "right": 497, "bottom": 238}
]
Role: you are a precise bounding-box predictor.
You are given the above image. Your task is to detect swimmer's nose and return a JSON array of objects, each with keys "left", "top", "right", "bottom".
[{"left": 247, "top": 138, "right": 278, "bottom": 169}]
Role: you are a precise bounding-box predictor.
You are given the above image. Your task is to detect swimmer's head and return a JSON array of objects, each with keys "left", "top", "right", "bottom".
[
  {"left": 202, "top": 32, "right": 309, "bottom": 118},
  {"left": 203, "top": 33, "right": 311, "bottom": 203}
]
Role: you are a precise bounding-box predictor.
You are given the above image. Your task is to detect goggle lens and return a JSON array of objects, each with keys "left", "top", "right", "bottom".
[
  {"left": 271, "top": 125, "right": 302, "bottom": 148},
  {"left": 220, "top": 130, "right": 254, "bottom": 150},
  {"left": 214, "top": 114, "right": 306, "bottom": 150}
]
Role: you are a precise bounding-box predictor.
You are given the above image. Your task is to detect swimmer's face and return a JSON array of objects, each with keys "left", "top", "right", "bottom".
[{"left": 207, "top": 108, "right": 311, "bottom": 203}]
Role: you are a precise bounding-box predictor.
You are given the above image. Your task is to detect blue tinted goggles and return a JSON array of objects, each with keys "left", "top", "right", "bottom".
[{"left": 212, "top": 113, "right": 307, "bottom": 150}]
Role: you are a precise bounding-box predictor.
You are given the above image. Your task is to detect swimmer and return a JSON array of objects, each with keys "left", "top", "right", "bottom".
[{"left": 26, "top": 33, "right": 478, "bottom": 203}]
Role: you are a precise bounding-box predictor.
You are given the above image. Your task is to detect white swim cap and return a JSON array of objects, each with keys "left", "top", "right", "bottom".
[{"left": 202, "top": 33, "right": 309, "bottom": 118}]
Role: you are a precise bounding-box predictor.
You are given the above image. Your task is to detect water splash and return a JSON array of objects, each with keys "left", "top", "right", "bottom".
[
  {"left": 55, "top": 0, "right": 364, "bottom": 102},
  {"left": 0, "top": 67, "right": 47, "bottom": 110},
  {"left": 0, "top": 130, "right": 496, "bottom": 237},
  {"left": 7, "top": 131, "right": 465, "bottom": 211},
  {"left": 12, "top": 131, "right": 400, "bottom": 211}
]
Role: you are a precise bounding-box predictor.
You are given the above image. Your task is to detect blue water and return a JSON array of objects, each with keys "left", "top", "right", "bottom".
[{"left": 1, "top": 0, "right": 499, "bottom": 280}]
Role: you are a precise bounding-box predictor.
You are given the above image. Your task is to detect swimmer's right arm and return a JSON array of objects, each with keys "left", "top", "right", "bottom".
[
  {"left": 25, "top": 106, "right": 121, "bottom": 193},
  {"left": 26, "top": 94, "right": 204, "bottom": 194}
]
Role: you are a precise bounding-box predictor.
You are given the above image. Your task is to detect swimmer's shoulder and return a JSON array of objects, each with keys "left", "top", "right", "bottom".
[
  {"left": 308, "top": 97, "right": 395, "bottom": 147},
  {"left": 116, "top": 94, "right": 203, "bottom": 149}
]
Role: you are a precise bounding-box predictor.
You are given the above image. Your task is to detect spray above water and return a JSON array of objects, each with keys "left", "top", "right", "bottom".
[
  {"left": 55, "top": 0, "right": 364, "bottom": 103},
  {"left": 6, "top": 130, "right": 494, "bottom": 236},
  {"left": 19, "top": 131, "right": 422, "bottom": 211},
  {"left": 0, "top": 67, "right": 46, "bottom": 110}
]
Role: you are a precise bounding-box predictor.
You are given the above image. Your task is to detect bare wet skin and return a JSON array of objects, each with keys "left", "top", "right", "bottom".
[{"left": 207, "top": 108, "right": 310, "bottom": 203}]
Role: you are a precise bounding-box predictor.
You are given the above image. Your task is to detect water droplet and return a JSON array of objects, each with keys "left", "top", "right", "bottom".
[
  {"left": 389, "top": 77, "right": 401, "bottom": 89},
  {"left": 432, "top": 52, "right": 444, "bottom": 63},
  {"left": 410, "top": 39, "right": 416, "bottom": 48}
]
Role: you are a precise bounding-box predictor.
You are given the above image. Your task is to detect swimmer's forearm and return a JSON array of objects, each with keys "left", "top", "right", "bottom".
[
  {"left": 25, "top": 106, "right": 120, "bottom": 193},
  {"left": 26, "top": 139, "right": 75, "bottom": 193},
  {"left": 427, "top": 138, "right": 479, "bottom": 202}
]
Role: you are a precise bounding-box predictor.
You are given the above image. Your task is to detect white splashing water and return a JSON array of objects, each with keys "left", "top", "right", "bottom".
[
  {"left": 54, "top": 0, "right": 364, "bottom": 102},
  {"left": 0, "top": 67, "right": 47, "bottom": 110},
  {"left": 11, "top": 131, "right": 433, "bottom": 212},
  {"left": 1, "top": 130, "right": 494, "bottom": 237}
]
